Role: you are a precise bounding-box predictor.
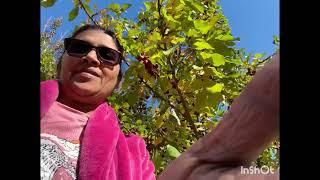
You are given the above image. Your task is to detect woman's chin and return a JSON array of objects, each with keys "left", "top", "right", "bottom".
[{"left": 70, "top": 81, "right": 100, "bottom": 97}]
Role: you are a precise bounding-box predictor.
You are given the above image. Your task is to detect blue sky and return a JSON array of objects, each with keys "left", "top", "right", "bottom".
[{"left": 41, "top": 0, "right": 279, "bottom": 56}]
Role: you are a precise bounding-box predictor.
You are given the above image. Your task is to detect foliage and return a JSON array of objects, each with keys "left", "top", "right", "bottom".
[
  {"left": 41, "top": 0, "right": 57, "bottom": 8},
  {"left": 41, "top": 0, "right": 280, "bottom": 175},
  {"left": 40, "top": 17, "right": 64, "bottom": 81},
  {"left": 255, "top": 138, "right": 280, "bottom": 169}
]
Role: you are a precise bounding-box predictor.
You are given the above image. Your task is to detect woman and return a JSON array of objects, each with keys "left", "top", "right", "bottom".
[
  {"left": 41, "top": 24, "right": 279, "bottom": 180},
  {"left": 41, "top": 25, "right": 155, "bottom": 180}
]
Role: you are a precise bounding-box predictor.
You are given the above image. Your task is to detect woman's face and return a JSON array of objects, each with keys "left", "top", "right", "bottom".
[{"left": 59, "top": 29, "right": 120, "bottom": 104}]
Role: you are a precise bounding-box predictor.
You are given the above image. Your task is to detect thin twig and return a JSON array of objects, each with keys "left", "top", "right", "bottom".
[
  {"left": 157, "top": 0, "right": 161, "bottom": 18},
  {"left": 43, "top": 16, "right": 52, "bottom": 32},
  {"left": 174, "top": 76, "right": 201, "bottom": 138},
  {"left": 91, "top": 7, "right": 108, "bottom": 19},
  {"left": 157, "top": 0, "right": 166, "bottom": 37},
  {"left": 78, "top": 0, "right": 98, "bottom": 25},
  {"left": 59, "top": 31, "right": 68, "bottom": 41},
  {"left": 140, "top": 78, "right": 170, "bottom": 106},
  {"left": 257, "top": 53, "right": 274, "bottom": 65},
  {"left": 123, "top": 59, "right": 130, "bottom": 67},
  {"left": 155, "top": 0, "right": 200, "bottom": 138}
]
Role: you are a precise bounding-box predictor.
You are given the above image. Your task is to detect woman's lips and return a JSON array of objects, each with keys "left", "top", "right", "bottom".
[
  {"left": 72, "top": 69, "right": 100, "bottom": 81},
  {"left": 81, "top": 69, "right": 100, "bottom": 77},
  {"left": 77, "top": 71, "right": 97, "bottom": 78},
  {"left": 74, "top": 68, "right": 100, "bottom": 77}
]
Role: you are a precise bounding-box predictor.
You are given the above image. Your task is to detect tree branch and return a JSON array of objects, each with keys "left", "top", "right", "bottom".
[
  {"left": 256, "top": 53, "right": 275, "bottom": 66},
  {"left": 91, "top": 7, "right": 108, "bottom": 20},
  {"left": 78, "top": 0, "right": 98, "bottom": 26},
  {"left": 157, "top": 0, "right": 166, "bottom": 38},
  {"left": 167, "top": 54, "right": 201, "bottom": 138},
  {"left": 155, "top": 0, "right": 200, "bottom": 138},
  {"left": 139, "top": 77, "right": 185, "bottom": 120},
  {"left": 174, "top": 76, "right": 201, "bottom": 138},
  {"left": 157, "top": 0, "right": 162, "bottom": 19},
  {"left": 139, "top": 77, "right": 171, "bottom": 107}
]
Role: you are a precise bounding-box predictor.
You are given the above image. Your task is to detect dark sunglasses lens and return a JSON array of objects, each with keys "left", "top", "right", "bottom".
[
  {"left": 98, "top": 48, "right": 120, "bottom": 65},
  {"left": 65, "top": 39, "right": 90, "bottom": 55}
]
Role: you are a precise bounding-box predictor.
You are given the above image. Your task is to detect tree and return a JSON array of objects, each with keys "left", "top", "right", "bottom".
[
  {"left": 40, "top": 17, "right": 64, "bottom": 81},
  {"left": 41, "top": 0, "right": 279, "bottom": 175}
]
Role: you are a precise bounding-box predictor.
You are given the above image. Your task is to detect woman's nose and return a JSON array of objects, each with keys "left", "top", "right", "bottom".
[{"left": 82, "top": 49, "right": 100, "bottom": 66}]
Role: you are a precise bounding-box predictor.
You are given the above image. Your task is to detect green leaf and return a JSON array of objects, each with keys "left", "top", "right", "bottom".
[
  {"left": 254, "top": 53, "right": 264, "bottom": 59},
  {"left": 149, "top": 32, "right": 161, "bottom": 41},
  {"left": 229, "top": 72, "right": 241, "bottom": 78},
  {"left": 186, "top": 0, "right": 204, "bottom": 13},
  {"left": 68, "top": 7, "right": 79, "bottom": 21},
  {"left": 144, "top": 44, "right": 156, "bottom": 53},
  {"left": 159, "top": 77, "right": 170, "bottom": 91},
  {"left": 186, "top": 29, "right": 200, "bottom": 37},
  {"left": 163, "top": 47, "right": 175, "bottom": 56},
  {"left": 171, "top": 37, "right": 185, "bottom": 44},
  {"left": 194, "top": 20, "right": 213, "bottom": 34},
  {"left": 194, "top": 91, "right": 208, "bottom": 110},
  {"left": 155, "top": 118, "right": 165, "bottom": 129},
  {"left": 175, "top": 2, "right": 185, "bottom": 12},
  {"left": 152, "top": 150, "right": 163, "bottom": 170},
  {"left": 211, "top": 53, "right": 225, "bottom": 66},
  {"left": 72, "top": 0, "right": 79, "bottom": 6},
  {"left": 136, "top": 119, "right": 142, "bottom": 125},
  {"left": 144, "top": 2, "right": 152, "bottom": 11},
  {"left": 193, "top": 2, "right": 204, "bottom": 13},
  {"left": 150, "top": 51, "right": 162, "bottom": 64},
  {"left": 122, "top": 3, "right": 132, "bottom": 11},
  {"left": 179, "top": 0, "right": 186, "bottom": 5},
  {"left": 192, "top": 65, "right": 203, "bottom": 70},
  {"left": 197, "top": 127, "right": 205, "bottom": 131},
  {"left": 41, "top": 0, "right": 57, "bottom": 8},
  {"left": 108, "top": 3, "right": 121, "bottom": 15},
  {"left": 215, "top": 34, "right": 234, "bottom": 41},
  {"left": 152, "top": 11, "right": 160, "bottom": 18},
  {"left": 207, "top": 93, "right": 223, "bottom": 107},
  {"left": 127, "top": 93, "right": 139, "bottom": 105},
  {"left": 83, "top": 3, "right": 93, "bottom": 15},
  {"left": 207, "top": 83, "right": 224, "bottom": 93},
  {"left": 164, "top": 13, "right": 178, "bottom": 23},
  {"left": 166, "top": 144, "right": 181, "bottom": 158},
  {"left": 190, "top": 78, "right": 203, "bottom": 89},
  {"left": 200, "top": 52, "right": 213, "bottom": 59},
  {"left": 128, "top": 29, "right": 140, "bottom": 38},
  {"left": 208, "top": 67, "right": 224, "bottom": 78},
  {"left": 194, "top": 40, "right": 214, "bottom": 50}
]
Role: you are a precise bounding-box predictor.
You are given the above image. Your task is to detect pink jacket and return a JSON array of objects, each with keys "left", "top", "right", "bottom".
[{"left": 41, "top": 80, "right": 155, "bottom": 180}]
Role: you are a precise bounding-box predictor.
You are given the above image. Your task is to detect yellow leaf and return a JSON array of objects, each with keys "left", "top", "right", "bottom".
[
  {"left": 207, "top": 83, "right": 224, "bottom": 93},
  {"left": 211, "top": 53, "right": 225, "bottom": 66},
  {"left": 194, "top": 41, "right": 214, "bottom": 50},
  {"left": 149, "top": 32, "right": 161, "bottom": 42},
  {"left": 150, "top": 51, "right": 162, "bottom": 64},
  {"left": 171, "top": 37, "right": 185, "bottom": 44},
  {"left": 155, "top": 119, "right": 164, "bottom": 129},
  {"left": 187, "top": 29, "right": 199, "bottom": 37}
]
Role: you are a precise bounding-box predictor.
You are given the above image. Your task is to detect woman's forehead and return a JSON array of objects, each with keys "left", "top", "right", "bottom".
[{"left": 74, "top": 29, "right": 117, "bottom": 50}]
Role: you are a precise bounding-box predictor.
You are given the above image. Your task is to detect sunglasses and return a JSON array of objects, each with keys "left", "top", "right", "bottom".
[{"left": 64, "top": 38, "right": 122, "bottom": 66}]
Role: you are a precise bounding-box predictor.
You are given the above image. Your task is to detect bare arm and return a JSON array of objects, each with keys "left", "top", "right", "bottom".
[{"left": 158, "top": 52, "right": 279, "bottom": 180}]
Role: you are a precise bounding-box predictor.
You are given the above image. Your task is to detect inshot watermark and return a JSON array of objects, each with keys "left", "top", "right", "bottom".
[{"left": 240, "top": 166, "right": 278, "bottom": 175}]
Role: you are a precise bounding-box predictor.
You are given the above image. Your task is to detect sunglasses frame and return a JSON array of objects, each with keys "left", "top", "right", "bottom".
[{"left": 64, "top": 38, "right": 123, "bottom": 66}]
